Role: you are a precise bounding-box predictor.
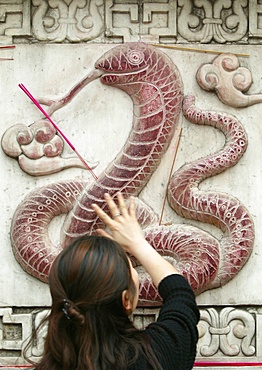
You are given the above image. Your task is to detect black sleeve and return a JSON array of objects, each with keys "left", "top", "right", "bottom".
[{"left": 145, "top": 274, "right": 200, "bottom": 370}]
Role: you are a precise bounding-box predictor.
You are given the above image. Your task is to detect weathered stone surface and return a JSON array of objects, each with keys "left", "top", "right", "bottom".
[{"left": 1, "top": 1, "right": 262, "bottom": 368}]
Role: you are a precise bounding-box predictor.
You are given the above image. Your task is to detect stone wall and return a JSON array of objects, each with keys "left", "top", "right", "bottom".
[{"left": 1, "top": 1, "right": 262, "bottom": 368}]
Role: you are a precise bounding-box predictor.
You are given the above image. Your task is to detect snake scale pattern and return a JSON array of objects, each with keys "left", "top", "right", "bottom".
[{"left": 11, "top": 43, "right": 254, "bottom": 306}]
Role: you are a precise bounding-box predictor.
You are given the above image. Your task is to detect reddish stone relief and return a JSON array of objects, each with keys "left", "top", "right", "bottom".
[{"left": 7, "top": 43, "right": 254, "bottom": 306}]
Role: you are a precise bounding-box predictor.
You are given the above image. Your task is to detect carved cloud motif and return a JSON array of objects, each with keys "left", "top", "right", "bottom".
[
  {"left": 196, "top": 53, "right": 262, "bottom": 108},
  {"left": 1, "top": 119, "right": 97, "bottom": 176}
]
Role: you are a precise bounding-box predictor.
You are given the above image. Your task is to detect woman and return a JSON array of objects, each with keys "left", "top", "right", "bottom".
[{"left": 27, "top": 192, "right": 199, "bottom": 370}]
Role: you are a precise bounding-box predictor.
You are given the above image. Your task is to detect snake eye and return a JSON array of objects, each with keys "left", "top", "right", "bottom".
[{"left": 126, "top": 50, "right": 144, "bottom": 66}]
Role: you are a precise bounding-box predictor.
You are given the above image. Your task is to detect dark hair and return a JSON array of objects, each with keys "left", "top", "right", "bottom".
[{"left": 25, "top": 235, "right": 161, "bottom": 370}]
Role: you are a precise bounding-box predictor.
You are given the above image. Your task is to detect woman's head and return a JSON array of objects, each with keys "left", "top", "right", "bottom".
[
  {"left": 27, "top": 236, "right": 161, "bottom": 370},
  {"left": 49, "top": 235, "right": 139, "bottom": 324}
]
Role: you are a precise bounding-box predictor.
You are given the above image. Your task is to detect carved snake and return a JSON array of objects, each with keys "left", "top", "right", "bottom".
[{"left": 11, "top": 42, "right": 254, "bottom": 306}]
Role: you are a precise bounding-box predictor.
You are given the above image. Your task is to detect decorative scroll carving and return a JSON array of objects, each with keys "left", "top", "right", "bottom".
[
  {"left": 105, "top": 0, "right": 177, "bottom": 42},
  {"left": 177, "top": 0, "right": 248, "bottom": 43},
  {"left": 32, "top": 0, "right": 104, "bottom": 42},
  {"left": 0, "top": 0, "right": 259, "bottom": 44},
  {"left": 0, "top": 306, "right": 260, "bottom": 365},
  {"left": 30, "top": 310, "right": 49, "bottom": 358},
  {"left": 0, "top": 0, "right": 31, "bottom": 42},
  {"left": 196, "top": 53, "right": 262, "bottom": 108},
  {"left": 198, "top": 307, "right": 255, "bottom": 357}
]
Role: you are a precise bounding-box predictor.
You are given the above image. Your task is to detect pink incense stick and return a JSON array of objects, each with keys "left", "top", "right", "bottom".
[
  {"left": 0, "top": 45, "right": 15, "bottom": 60},
  {"left": 18, "top": 83, "right": 98, "bottom": 180},
  {"left": 0, "top": 45, "right": 15, "bottom": 49}
]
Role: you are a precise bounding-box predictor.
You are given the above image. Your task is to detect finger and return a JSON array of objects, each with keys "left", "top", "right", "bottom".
[
  {"left": 96, "top": 228, "right": 113, "bottom": 239},
  {"left": 104, "top": 193, "right": 122, "bottom": 219},
  {"left": 129, "top": 196, "right": 137, "bottom": 218},
  {"left": 116, "top": 192, "right": 129, "bottom": 217},
  {"left": 91, "top": 203, "right": 115, "bottom": 227}
]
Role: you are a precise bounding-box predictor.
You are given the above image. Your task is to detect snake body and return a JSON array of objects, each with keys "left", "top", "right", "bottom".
[
  {"left": 170, "top": 96, "right": 254, "bottom": 289},
  {"left": 61, "top": 42, "right": 183, "bottom": 246},
  {"left": 10, "top": 42, "right": 254, "bottom": 305}
]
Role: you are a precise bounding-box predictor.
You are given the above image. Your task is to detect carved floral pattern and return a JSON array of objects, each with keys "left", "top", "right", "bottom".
[
  {"left": 198, "top": 307, "right": 255, "bottom": 357},
  {"left": 2, "top": 1, "right": 262, "bottom": 44},
  {"left": 32, "top": 0, "right": 104, "bottom": 42},
  {"left": 0, "top": 306, "right": 259, "bottom": 364},
  {"left": 177, "top": 0, "right": 248, "bottom": 43}
]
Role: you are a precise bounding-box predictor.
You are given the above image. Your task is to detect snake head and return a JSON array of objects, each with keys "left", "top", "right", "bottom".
[{"left": 95, "top": 42, "right": 151, "bottom": 86}]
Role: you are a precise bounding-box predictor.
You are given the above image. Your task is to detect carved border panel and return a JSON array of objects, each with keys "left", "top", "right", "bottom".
[
  {"left": 1, "top": 305, "right": 262, "bottom": 366},
  {"left": 0, "top": 1, "right": 262, "bottom": 44},
  {"left": 0, "top": 0, "right": 31, "bottom": 43},
  {"left": 105, "top": 0, "right": 177, "bottom": 42}
]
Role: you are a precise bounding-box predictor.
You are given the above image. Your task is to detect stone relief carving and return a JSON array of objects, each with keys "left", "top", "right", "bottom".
[
  {"left": 0, "top": 0, "right": 31, "bottom": 42},
  {"left": 4, "top": 43, "right": 254, "bottom": 308},
  {"left": 0, "top": 0, "right": 262, "bottom": 366},
  {"left": 1, "top": 120, "right": 98, "bottom": 176},
  {"left": 104, "top": 1, "right": 139, "bottom": 42},
  {"left": 1, "top": 1, "right": 262, "bottom": 44},
  {"left": 32, "top": 0, "right": 104, "bottom": 42},
  {"left": 198, "top": 307, "right": 255, "bottom": 357},
  {"left": 0, "top": 307, "right": 33, "bottom": 365},
  {"left": 105, "top": 0, "right": 177, "bottom": 42},
  {"left": 196, "top": 53, "right": 262, "bottom": 108},
  {"left": 0, "top": 306, "right": 259, "bottom": 364},
  {"left": 1, "top": 68, "right": 102, "bottom": 175},
  {"left": 177, "top": 0, "right": 248, "bottom": 43},
  {"left": 1, "top": 1, "right": 262, "bottom": 366}
]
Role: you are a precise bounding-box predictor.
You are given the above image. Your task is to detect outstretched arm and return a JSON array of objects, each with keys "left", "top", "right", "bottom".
[{"left": 92, "top": 193, "right": 180, "bottom": 287}]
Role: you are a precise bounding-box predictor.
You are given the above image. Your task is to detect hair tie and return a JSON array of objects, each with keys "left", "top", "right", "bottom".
[{"left": 62, "top": 299, "right": 71, "bottom": 320}]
